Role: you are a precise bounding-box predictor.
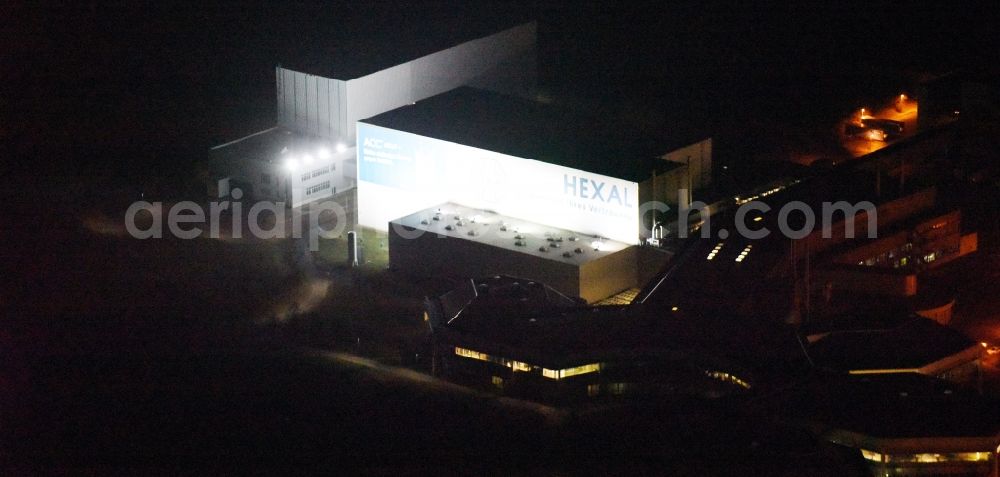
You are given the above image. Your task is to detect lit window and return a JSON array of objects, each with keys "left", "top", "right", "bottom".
[
  {"left": 455, "top": 347, "right": 489, "bottom": 361},
  {"left": 509, "top": 360, "right": 531, "bottom": 372},
  {"left": 560, "top": 363, "right": 601, "bottom": 379},
  {"left": 734, "top": 244, "right": 752, "bottom": 263},
  {"left": 491, "top": 375, "right": 503, "bottom": 389},
  {"left": 706, "top": 242, "right": 724, "bottom": 260},
  {"left": 587, "top": 383, "right": 600, "bottom": 397},
  {"left": 455, "top": 347, "right": 533, "bottom": 373},
  {"left": 860, "top": 449, "right": 884, "bottom": 462},
  {"left": 541, "top": 363, "right": 602, "bottom": 380},
  {"left": 706, "top": 370, "right": 751, "bottom": 389}
]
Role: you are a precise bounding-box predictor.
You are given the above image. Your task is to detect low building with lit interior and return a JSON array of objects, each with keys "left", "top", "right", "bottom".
[
  {"left": 763, "top": 373, "right": 1000, "bottom": 477},
  {"left": 425, "top": 275, "right": 802, "bottom": 404}
]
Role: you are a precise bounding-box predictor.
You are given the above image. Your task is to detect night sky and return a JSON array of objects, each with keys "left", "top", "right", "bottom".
[{"left": 6, "top": 1, "right": 997, "bottom": 188}]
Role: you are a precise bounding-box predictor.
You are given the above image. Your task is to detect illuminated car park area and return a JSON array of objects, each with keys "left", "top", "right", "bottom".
[{"left": 840, "top": 94, "right": 920, "bottom": 157}]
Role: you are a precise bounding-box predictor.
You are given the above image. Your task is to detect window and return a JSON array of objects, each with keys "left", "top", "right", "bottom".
[
  {"left": 542, "top": 363, "right": 602, "bottom": 380},
  {"left": 587, "top": 383, "right": 600, "bottom": 397},
  {"left": 491, "top": 376, "right": 504, "bottom": 389},
  {"left": 455, "top": 347, "right": 489, "bottom": 361},
  {"left": 608, "top": 382, "right": 629, "bottom": 395},
  {"left": 261, "top": 173, "right": 271, "bottom": 185}
]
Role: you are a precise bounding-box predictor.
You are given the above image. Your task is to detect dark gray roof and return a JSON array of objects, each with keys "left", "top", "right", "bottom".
[
  {"left": 807, "top": 317, "right": 976, "bottom": 372},
  {"left": 773, "top": 373, "right": 1000, "bottom": 441},
  {"left": 361, "top": 87, "right": 690, "bottom": 182}
]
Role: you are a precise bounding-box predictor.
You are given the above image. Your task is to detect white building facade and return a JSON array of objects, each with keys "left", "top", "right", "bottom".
[{"left": 211, "top": 22, "right": 537, "bottom": 209}]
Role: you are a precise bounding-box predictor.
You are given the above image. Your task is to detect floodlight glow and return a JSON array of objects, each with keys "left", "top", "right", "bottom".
[
  {"left": 336, "top": 142, "right": 347, "bottom": 153},
  {"left": 284, "top": 157, "right": 299, "bottom": 172},
  {"left": 302, "top": 153, "right": 314, "bottom": 165},
  {"left": 317, "top": 147, "right": 331, "bottom": 159}
]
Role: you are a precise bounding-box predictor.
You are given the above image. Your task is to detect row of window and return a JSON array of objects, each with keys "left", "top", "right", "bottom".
[
  {"left": 587, "top": 382, "right": 631, "bottom": 397},
  {"left": 454, "top": 347, "right": 601, "bottom": 380},
  {"left": 857, "top": 243, "right": 959, "bottom": 268},
  {"left": 302, "top": 165, "right": 333, "bottom": 182},
  {"left": 860, "top": 449, "right": 991, "bottom": 464},
  {"left": 306, "top": 181, "right": 331, "bottom": 196},
  {"left": 705, "top": 370, "right": 751, "bottom": 389},
  {"left": 260, "top": 164, "right": 335, "bottom": 187},
  {"left": 491, "top": 377, "right": 632, "bottom": 397}
]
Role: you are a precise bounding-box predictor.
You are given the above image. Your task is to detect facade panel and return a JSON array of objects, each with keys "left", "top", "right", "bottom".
[{"left": 357, "top": 122, "right": 640, "bottom": 244}]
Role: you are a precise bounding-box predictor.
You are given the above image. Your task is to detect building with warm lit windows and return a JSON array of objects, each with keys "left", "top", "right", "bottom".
[
  {"left": 636, "top": 181, "right": 978, "bottom": 324},
  {"left": 763, "top": 373, "right": 1000, "bottom": 477},
  {"left": 426, "top": 275, "right": 780, "bottom": 404}
]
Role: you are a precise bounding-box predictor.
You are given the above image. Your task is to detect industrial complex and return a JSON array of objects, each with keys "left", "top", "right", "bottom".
[{"left": 202, "top": 20, "right": 1000, "bottom": 477}]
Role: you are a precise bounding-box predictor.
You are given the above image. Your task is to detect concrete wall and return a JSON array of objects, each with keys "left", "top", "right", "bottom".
[
  {"left": 580, "top": 246, "right": 639, "bottom": 302},
  {"left": 277, "top": 69, "right": 348, "bottom": 142},
  {"left": 277, "top": 22, "right": 536, "bottom": 144},
  {"left": 661, "top": 138, "right": 713, "bottom": 190},
  {"left": 389, "top": 224, "right": 580, "bottom": 299},
  {"left": 389, "top": 223, "right": 637, "bottom": 303}
]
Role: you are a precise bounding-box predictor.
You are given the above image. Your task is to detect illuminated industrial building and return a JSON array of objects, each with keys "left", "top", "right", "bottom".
[
  {"left": 359, "top": 87, "right": 709, "bottom": 300},
  {"left": 210, "top": 21, "right": 537, "bottom": 207},
  {"left": 357, "top": 86, "right": 711, "bottom": 246},
  {"left": 208, "top": 22, "right": 710, "bottom": 303}
]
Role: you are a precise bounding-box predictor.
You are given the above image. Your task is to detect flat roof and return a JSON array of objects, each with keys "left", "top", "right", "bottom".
[
  {"left": 362, "top": 87, "right": 692, "bottom": 182},
  {"left": 279, "top": 18, "right": 531, "bottom": 80},
  {"left": 435, "top": 277, "right": 804, "bottom": 373},
  {"left": 771, "top": 373, "right": 1000, "bottom": 443},
  {"left": 391, "top": 202, "right": 632, "bottom": 266},
  {"left": 807, "top": 317, "right": 977, "bottom": 372}
]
